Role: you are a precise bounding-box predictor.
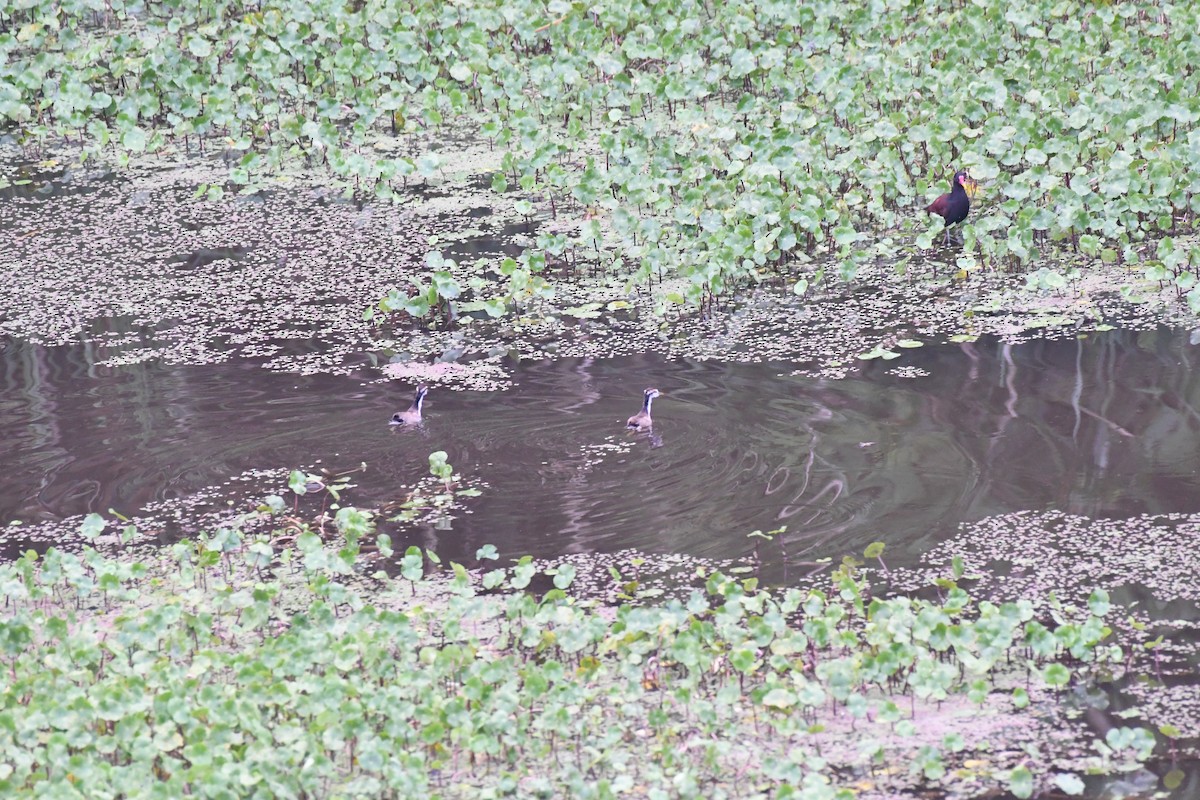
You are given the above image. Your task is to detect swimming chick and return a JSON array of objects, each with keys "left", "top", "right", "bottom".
[
  {"left": 391, "top": 384, "right": 429, "bottom": 425},
  {"left": 626, "top": 387, "right": 661, "bottom": 430}
]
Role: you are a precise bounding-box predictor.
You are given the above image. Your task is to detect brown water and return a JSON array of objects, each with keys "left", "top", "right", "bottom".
[{"left": 3, "top": 327, "right": 1199, "bottom": 577}]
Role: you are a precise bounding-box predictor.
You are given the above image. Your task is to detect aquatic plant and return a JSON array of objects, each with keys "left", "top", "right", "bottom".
[
  {"left": 382, "top": 450, "right": 480, "bottom": 529},
  {"left": 367, "top": 252, "right": 466, "bottom": 328},
  {"left": 892, "top": 507, "right": 1200, "bottom": 782},
  {"left": 0, "top": 503, "right": 1150, "bottom": 798},
  {"left": 4, "top": 0, "right": 1200, "bottom": 317}
]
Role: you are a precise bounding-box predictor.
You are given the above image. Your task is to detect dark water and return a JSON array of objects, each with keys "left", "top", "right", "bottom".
[{"left": 3, "top": 328, "right": 1199, "bottom": 576}]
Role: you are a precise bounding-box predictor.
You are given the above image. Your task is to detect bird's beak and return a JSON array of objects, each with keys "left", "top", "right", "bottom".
[{"left": 964, "top": 177, "right": 980, "bottom": 199}]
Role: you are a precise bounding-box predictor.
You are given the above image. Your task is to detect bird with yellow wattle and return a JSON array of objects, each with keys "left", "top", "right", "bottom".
[{"left": 925, "top": 170, "right": 979, "bottom": 245}]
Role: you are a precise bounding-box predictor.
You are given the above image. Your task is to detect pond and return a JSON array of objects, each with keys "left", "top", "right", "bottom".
[{"left": 4, "top": 326, "right": 1198, "bottom": 582}]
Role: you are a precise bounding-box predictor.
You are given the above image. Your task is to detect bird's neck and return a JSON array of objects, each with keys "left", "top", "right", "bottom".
[
  {"left": 951, "top": 181, "right": 967, "bottom": 199},
  {"left": 643, "top": 395, "right": 654, "bottom": 413},
  {"left": 413, "top": 393, "right": 425, "bottom": 412}
]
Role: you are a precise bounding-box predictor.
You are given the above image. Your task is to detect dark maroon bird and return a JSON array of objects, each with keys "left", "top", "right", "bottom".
[{"left": 925, "top": 171, "right": 973, "bottom": 245}]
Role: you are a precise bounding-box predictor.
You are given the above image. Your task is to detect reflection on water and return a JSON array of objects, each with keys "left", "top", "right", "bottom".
[{"left": 2, "top": 329, "right": 1200, "bottom": 575}]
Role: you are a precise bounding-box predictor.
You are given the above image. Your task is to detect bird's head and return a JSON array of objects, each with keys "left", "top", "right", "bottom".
[
  {"left": 956, "top": 171, "right": 980, "bottom": 199},
  {"left": 645, "top": 387, "right": 662, "bottom": 400}
]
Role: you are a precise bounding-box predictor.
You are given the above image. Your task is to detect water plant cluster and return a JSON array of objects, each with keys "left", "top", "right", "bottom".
[
  {"left": 5, "top": 0, "right": 1200, "bottom": 318},
  {"left": 0, "top": 496, "right": 1151, "bottom": 798}
]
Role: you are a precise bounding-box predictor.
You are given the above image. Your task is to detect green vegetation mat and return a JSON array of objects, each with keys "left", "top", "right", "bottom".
[
  {"left": 4, "top": 0, "right": 1200, "bottom": 317},
  {"left": 0, "top": 505, "right": 1148, "bottom": 799}
]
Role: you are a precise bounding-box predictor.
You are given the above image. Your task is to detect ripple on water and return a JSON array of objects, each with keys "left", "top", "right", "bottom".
[{"left": 2, "top": 329, "right": 1200, "bottom": 577}]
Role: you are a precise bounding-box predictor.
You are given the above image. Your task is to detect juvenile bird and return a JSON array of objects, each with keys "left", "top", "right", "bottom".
[
  {"left": 626, "top": 387, "right": 661, "bottom": 430},
  {"left": 391, "top": 384, "right": 429, "bottom": 425}
]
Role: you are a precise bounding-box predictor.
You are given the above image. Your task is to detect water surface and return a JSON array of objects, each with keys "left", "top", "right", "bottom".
[{"left": 4, "top": 329, "right": 1199, "bottom": 577}]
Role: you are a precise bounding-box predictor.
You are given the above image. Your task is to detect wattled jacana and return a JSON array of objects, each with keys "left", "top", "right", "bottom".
[{"left": 925, "top": 171, "right": 974, "bottom": 245}]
